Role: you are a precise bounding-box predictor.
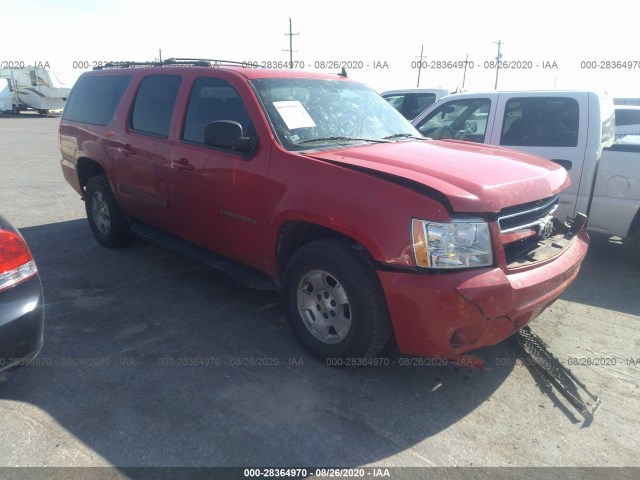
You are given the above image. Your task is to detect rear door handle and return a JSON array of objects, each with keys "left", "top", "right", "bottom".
[
  {"left": 171, "top": 158, "right": 194, "bottom": 171},
  {"left": 117, "top": 144, "right": 134, "bottom": 157}
]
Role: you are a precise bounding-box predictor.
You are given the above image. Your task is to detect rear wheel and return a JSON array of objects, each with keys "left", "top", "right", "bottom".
[
  {"left": 282, "top": 238, "right": 392, "bottom": 361},
  {"left": 85, "top": 175, "right": 132, "bottom": 247}
]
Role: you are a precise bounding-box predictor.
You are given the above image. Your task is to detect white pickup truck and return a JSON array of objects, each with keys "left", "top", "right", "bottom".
[{"left": 412, "top": 91, "right": 640, "bottom": 256}]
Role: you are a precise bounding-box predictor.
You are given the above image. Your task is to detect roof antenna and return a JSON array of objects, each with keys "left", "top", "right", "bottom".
[{"left": 338, "top": 67, "right": 347, "bottom": 78}]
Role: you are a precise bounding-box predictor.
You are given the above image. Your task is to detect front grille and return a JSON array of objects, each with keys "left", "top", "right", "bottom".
[{"left": 498, "top": 195, "right": 559, "bottom": 232}]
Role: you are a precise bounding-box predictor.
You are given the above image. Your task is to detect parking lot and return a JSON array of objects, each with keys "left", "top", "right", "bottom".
[{"left": 0, "top": 115, "right": 639, "bottom": 472}]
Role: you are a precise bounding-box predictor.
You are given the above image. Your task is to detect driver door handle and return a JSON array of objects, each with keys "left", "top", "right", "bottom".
[{"left": 171, "top": 158, "right": 194, "bottom": 171}]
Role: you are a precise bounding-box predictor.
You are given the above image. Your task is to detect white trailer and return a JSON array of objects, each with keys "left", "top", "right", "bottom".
[
  {"left": 0, "top": 67, "right": 71, "bottom": 114},
  {"left": 0, "top": 79, "right": 12, "bottom": 112}
]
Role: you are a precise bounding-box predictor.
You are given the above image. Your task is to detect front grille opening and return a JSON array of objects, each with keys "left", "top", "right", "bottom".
[
  {"left": 504, "top": 219, "right": 572, "bottom": 268},
  {"left": 504, "top": 237, "right": 540, "bottom": 263}
]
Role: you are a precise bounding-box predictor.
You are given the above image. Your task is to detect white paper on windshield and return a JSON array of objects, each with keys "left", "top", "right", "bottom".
[{"left": 273, "top": 101, "right": 317, "bottom": 129}]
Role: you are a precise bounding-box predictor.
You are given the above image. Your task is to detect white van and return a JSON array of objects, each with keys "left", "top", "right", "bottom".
[{"left": 412, "top": 91, "right": 640, "bottom": 255}]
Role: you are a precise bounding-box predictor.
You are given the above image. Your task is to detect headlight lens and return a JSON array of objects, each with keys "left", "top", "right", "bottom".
[{"left": 412, "top": 219, "right": 493, "bottom": 268}]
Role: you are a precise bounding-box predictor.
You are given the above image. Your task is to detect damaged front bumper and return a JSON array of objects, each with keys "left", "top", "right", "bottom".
[{"left": 377, "top": 223, "right": 589, "bottom": 362}]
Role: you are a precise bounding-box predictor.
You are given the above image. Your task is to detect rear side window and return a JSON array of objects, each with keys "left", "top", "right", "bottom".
[
  {"left": 62, "top": 75, "right": 132, "bottom": 125},
  {"left": 383, "top": 94, "right": 405, "bottom": 112},
  {"left": 412, "top": 93, "right": 437, "bottom": 118},
  {"left": 615, "top": 109, "right": 640, "bottom": 126},
  {"left": 501, "top": 97, "right": 579, "bottom": 147},
  {"left": 130, "top": 75, "right": 181, "bottom": 138}
]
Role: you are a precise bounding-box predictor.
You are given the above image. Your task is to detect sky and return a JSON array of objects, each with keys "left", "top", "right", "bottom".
[{"left": 2, "top": 0, "right": 640, "bottom": 97}]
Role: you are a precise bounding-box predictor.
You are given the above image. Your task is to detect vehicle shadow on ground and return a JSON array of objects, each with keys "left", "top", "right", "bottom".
[
  {"left": 1, "top": 219, "right": 519, "bottom": 468},
  {"left": 560, "top": 233, "right": 640, "bottom": 316}
]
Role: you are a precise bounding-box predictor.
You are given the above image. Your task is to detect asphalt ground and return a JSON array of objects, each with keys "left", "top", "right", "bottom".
[{"left": 0, "top": 114, "right": 638, "bottom": 477}]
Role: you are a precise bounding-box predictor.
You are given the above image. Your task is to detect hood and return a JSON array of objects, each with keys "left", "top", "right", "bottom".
[{"left": 306, "top": 139, "right": 569, "bottom": 213}]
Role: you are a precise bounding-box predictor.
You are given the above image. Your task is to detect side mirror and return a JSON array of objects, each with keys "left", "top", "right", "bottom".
[
  {"left": 204, "top": 121, "right": 257, "bottom": 157},
  {"left": 439, "top": 105, "right": 456, "bottom": 119}
]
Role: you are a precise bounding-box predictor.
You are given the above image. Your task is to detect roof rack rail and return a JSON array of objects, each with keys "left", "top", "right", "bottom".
[{"left": 93, "top": 58, "right": 262, "bottom": 70}]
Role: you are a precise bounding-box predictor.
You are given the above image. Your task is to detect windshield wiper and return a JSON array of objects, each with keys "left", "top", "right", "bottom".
[
  {"left": 382, "top": 133, "right": 429, "bottom": 140},
  {"left": 296, "top": 136, "right": 391, "bottom": 145}
]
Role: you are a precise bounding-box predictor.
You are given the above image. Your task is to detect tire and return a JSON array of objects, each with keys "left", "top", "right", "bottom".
[
  {"left": 84, "top": 175, "right": 132, "bottom": 247},
  {"left": 12, "top": 105, "right": 20, "bottom": 115},
  {"left": 282, "top": 238, "right": 392, "bottom": 361}
]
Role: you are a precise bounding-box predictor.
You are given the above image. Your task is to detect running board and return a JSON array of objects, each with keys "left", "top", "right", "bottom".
[
  {"left": 130, "top": 222, "right": 274, "bottom": 291},
  {"left": 511, "top": 326, "right": 602, "bottom": 421}
]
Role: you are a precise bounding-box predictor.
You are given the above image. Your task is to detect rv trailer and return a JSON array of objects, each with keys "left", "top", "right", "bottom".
[{"left": 0, "top": 67, "right": 70, "bottom": 114}]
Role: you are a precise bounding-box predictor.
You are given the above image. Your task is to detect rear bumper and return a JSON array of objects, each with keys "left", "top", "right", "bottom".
[
  {"left": 378, "top": 230, "right": 588, "bottom": 358},
  {"left": 0, "top": 275, "right": 45, "bottom": 373}
]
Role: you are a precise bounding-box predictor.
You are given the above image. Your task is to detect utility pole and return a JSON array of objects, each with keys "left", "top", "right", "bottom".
[
  {"left": 283, "top": 18, "right": 299, "bottom": 68},
  {"left": 462, "top": 53, "right": 469, "bottom": 89},
  {"left": 493, "top": 40, "right": 504, "bottom": 89},
  {"left": 415, "top": 45, "right": 426, "bottom": 88}
]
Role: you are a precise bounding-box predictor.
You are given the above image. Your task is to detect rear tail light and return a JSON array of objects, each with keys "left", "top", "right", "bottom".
[{"left": 0, "top": 229, "right": 38, "bottom": 292}]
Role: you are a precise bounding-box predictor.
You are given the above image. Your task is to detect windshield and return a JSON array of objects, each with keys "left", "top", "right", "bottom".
[{"left": 250, "top": 78, "right": 420, "bottom": 151}]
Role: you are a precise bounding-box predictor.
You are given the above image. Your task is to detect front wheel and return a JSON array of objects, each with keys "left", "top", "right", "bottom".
[
  {"left": 282, "top": 238, "right": 392, "bottom": 361},
  {"left": 85, "top": 175, "right": 132, "bottom": 247}
]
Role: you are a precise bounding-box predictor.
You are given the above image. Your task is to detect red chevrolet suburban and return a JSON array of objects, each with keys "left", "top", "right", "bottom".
[{"left": 59, "top": 59, "right": 588, "bottom": 365}]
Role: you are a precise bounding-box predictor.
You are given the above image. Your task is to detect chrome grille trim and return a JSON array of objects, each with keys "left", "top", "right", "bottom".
[{"left": 498, "top": 195, "right": 560, "bottom": 233}]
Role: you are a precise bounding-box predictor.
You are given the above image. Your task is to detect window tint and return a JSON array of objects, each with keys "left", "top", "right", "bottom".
[
  {"left": 615, "top": 108, "right": 640, "bottom": 126},
  {"left": 62, "top": 75, "right": 132, "bottom": 125},
  {"left": 501, "top": 97, "right": 579, "bottom": 147},
  {"left": 382, "top": 94, "right": 405, "bottom": 113},
  {"left": 412, "top": 93, "right": 437, "bottom": 118},
  {"left": 415, "top": 98, "right": 491, "bottom": 142},
  {"left": 182, "top": 76, "right": 255, "bottom": 145},
  {"left": 130, "top": 75, "right": 181, "bottom": 138}
]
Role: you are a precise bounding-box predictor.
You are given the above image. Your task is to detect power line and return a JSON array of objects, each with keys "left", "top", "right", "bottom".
[
  {"left": 415, "top": 45, "right": 426, "bottom": 88},
  {"left": 283, "top": 18, "right": 299, "bottom": 68},
  {"left": 462, "top": 53, "right": 469, "bottom": 89},
  {"left": 493, "top": 40, "right": 504, "bottom": 89}
]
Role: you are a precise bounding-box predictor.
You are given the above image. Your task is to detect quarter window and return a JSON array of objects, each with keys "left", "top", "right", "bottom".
[{"left": 130, "top": 75, "right": 181, "bottom": 138}]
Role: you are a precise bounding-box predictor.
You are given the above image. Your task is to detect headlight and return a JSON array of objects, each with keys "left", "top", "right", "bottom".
[{"left": 411, "top": 218, "right": 493, "bottom": 269}]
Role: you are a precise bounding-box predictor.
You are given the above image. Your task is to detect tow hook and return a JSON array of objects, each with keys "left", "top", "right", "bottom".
[{"left": 510, "top": 326, "right": 602, "bottom": 422}]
